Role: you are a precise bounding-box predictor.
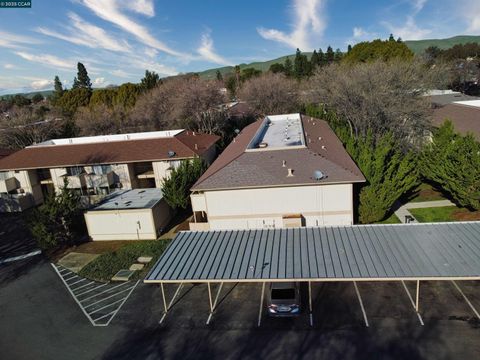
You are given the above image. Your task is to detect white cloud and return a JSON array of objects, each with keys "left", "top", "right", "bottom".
[
  {"left": 197, "top": 32, "right": 232, "bottom": 66},
  {"left": 110, "top": 69, "right": 131, "bottom": 78},
  {"left": 346, "top": 27, "right": 379, "bottom": 45},
  {"left": 382, "top": 0, "right": 431, "bottom": 40},
  {"left": 131, "top": 58, "right": 177, "bottom": 76},
  {"left": 93, "top": 77, "right": 107, "bottom": 86},
  {"left": 412, "top": 0, "right": 427, "bottom": 14},
  {"left": 3, "top": 64, "right": 17, "bottom": 69},
  {"left": 36, "top": 13, "right": 131, "bottom": 53},
  {"left": 14, "top": 51, "right": 75, "bottom": 69},
  {"left": 257, "top": 0, "right": 326, "bottom": 50},
  {"left": 80, "top": 0, "right": 185, "bottom": 57},
  {"left": 30, "top": 79, "right": 53, "bottom": 90},
  {"left": 0, "top": 30, "right": 41, "bottom": 49},
  {"left": 383, "top": 16, "right": 431, "bottom": 40},
  {"left": 122, "top": 0, "right": 155, "bottom": 17},
  {"left": 463, "top": 1, "right": 480, "bottom": 32},
  {"left": 144, "top": 47, "right": 158, "bottom": 58}
]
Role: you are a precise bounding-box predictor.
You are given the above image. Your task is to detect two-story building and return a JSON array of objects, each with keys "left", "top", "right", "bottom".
[
  {"left": 0, "top": 129, "right": 219, "bottom": 212},
  {"left": 190, "top": 113, "right": 365, "bottom": 230}
]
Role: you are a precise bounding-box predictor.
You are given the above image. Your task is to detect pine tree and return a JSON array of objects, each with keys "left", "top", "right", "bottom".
[
  {"left": 389, "top": 33, "right": 395, "bottom": 42},
  {"left": 347, "top": 44, "right": 352, "bottom": 53},
  {"left": 284, "top": 57, "right": 293, "bottom": 76},
  {"left": 52, "top": 75, "right": 64, "bottom": 103},
  {"left": 294, "top": 48, "right": 310, "bottom": 78},
  {"left": 140, "top": 70, "right": 160, "bottom": 91},
  {"left": 216, "top": 70, "right": 223, "bottom": 81},
  {"left": 72, "top": 62, "right": 92, "bottom": 90},
  {"left": 334, "top": 48, "right": 343, "bottom": 62},
  {"left": 310, "top": 50, "right": 319, "bottom": 70},
  {"left": 318, "top": 48, "right": 326, "bottom": 66},
  {"left": 326, "top": 46, "right": 335, "bottom": 63}
]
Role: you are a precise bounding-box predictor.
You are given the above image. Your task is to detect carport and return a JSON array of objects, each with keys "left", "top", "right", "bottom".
[{"left": 144, "top": 222, "right": 480, "bottom": 327}]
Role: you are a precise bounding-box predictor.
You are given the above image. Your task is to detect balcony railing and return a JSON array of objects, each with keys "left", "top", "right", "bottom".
[
  {"left": 85, "top": 171, "right": 115, "bottom": 188},
  {"left": 0, "top": 176, "right": 19, "bottom": 193},
  {"left": 63, "top": 174, "right": 86, "bottom": 189}
]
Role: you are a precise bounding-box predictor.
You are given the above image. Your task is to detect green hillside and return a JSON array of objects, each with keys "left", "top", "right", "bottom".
[
  {"left": 198, "top": 53, "right": 313, "bottom": 79},
  {"left": 1, "top": 89, "right": 53, "bottom": 100},
  {"left": 404, "top": 35, "right": 480, "bottom": 54}
]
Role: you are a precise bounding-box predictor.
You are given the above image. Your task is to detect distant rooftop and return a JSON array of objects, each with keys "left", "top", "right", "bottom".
[
  {"left": 427, "top": 90, "right": 480, "bottom": 106},
  {"left": 453, "top": 100, "right": 480, "bottom": 108},
  {"left": 247, "top": 114, "right": 305, "bottom": 150},
  {"left": 91, "top": 188, "right": 164, "bottom": 210},
  {"left": 32, "top": 129, "right": 184, "bottom": 147}
]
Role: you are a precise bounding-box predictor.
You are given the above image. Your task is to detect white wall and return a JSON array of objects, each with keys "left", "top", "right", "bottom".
[
  {"left": 192, "top": 183, "right": 353, "bottom": 230},
  {"left": 85, "top": 208, "right": 157, "bottom": 241}
]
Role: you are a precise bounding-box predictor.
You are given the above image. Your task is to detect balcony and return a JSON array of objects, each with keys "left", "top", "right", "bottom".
[
  {"left": 86, "top": 171, "right": 115, "bottom": 188},
  {"left": 63, "top": 174, "right": 86, "bottom": 189},
  {"left": 0, "top": 193, "right": 34, "bottom": 212},
  {"left": 0, "top": 176, "right": 19, "bottom": 193},
  {"left": 189, "top": 211, "right": 210, "bottom": 231}
]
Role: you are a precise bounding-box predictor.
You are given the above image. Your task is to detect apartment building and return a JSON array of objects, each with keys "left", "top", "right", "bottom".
[
  {"left": 0, "top": 129, "right": 219, "bottom": 212},
  {"left": 190, "top": 114, "right": 365, "bottom": 230}
]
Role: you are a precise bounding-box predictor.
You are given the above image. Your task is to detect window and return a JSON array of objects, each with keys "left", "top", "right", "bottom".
[
  {"left": 0, "top": 171, "right": 11, "bottom": 181},
  {"left": 66, "top": 166, "right": 84, "bottom": 176},
  {"left": 92, "top": 165, "right": 112, "bottom": 175}
]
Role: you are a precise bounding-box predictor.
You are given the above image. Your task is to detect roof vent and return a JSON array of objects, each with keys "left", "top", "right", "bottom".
[
  {"left": 313, "top": 170, "right": 324, "bottom": 180},
  {"left": 167, "top": 150, "right": 176, "bottom": 158},
  {"left": 258, "top": 142, "right": 268, "bottom": 148},
  {"left": 282, "top": 160, "right": 286, "bottom": 167},
  {"left": 321, "top": 145, "right": 326, "bottom": 150},
  {"left": 287, "top": 168, "right": 294, "bottom": 177},
  {"left": 194, "top": 143, "right": 198, "bottom": 150}
]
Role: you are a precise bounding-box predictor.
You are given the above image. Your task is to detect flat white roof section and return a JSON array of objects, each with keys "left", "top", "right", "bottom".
[
  {"left": 453, "top": 100, "right": 480, "bottom": 108},
  {"left": 247, "top": 113, "right": 305, "bottom": 150},
  {"left": 32, "top": 129, "right": 185, "bottom": 147},
  {"left": 91, "top": 188, "right": 163, "bottom": 210},
  {"left": 145, "top": 222, "right": 480, "bottom": 283}
]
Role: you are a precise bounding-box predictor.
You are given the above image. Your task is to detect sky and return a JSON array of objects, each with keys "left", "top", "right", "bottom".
[{"left": 0, "top": 0, "right": 479, "bottom": 95}]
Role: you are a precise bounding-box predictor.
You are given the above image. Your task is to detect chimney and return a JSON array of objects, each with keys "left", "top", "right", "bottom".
[
  {"left": 193, "top": 131, "right": 196, "bottom": 136},
  {"left": 282, "top": 160, "right": 286, "bottom": 167},
  {"left": 287, "top": 168, "right": 294, "bottom": 177},
  {"left": 194, "top": 143, "right": 198, "bottom": 150}
]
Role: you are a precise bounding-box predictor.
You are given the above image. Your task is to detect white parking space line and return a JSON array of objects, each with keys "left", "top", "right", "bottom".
[
  {"left": 51, "top": 263, "right": 139, "bottom": 326},
  {"left": 401, "top": 281, "right": 424, "bottom": 326},
  {"left": 353, "top": 282, "right": 369, "bottom": 327},
  {"left": 451, "top": 281, "right": 480, "bottom": 320}
]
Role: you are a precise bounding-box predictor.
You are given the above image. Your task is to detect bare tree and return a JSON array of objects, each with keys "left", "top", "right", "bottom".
[
  {"left": 75, "top": 104, "right": 128, "bottom": 135},
  {"left": 303, "top": 60, "right": 447, "bottom": 145},
  {"left": 0, "top": 106, "right": 64, "bottom": 149},
  {"left": 238, "top": 72, "right": 301, "bottom": 115}
]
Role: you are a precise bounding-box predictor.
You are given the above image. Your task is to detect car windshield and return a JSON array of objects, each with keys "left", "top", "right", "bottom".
[{"left": 271, "top": 288, "right": 295, "bottom": 300}]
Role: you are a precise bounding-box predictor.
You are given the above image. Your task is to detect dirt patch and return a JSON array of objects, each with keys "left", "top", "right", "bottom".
[
  {"left": 452, "top": 209, "right": 480, "bottom": 221},
  {"left": 68, "top": 241, "right": 134, "bottom": 255}
]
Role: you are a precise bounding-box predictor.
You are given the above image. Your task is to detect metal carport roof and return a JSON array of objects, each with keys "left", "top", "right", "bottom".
[{"left": 145, "top": 222, "right": 480, "bottom": 283}]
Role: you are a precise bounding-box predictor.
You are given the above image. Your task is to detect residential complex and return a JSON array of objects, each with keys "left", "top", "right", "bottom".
[
  {"left": 0, "top": 129, "right": 219, "bottom": 212},
  {"left": 189, "top": 113, "right": 365, "bottom": 230}
]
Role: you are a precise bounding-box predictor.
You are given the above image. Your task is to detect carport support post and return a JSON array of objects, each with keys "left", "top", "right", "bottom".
[
  {"left": 207, "top": 282, "right": 213, "bottom": 313},
  {"left": 308, "top": 281, "right": 313, "bottom": 327},
  {"left": 415, "top": 280, "right": 420, "bottom": 312},
  {"left": 258, "top": 282, "right": 266, "bottom": 327},
  {"left": 160, "top": 282, "right": 168, "bottom": 314}
]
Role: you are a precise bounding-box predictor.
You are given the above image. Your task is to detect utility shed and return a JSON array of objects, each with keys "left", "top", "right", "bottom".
[{"left": 84, "top": 188, "right": 172, "bottom": 241}]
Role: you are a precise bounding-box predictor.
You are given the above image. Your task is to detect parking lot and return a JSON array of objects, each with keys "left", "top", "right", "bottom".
[{"left": 144, "top": 280, "right": 480, "bottom": 331}]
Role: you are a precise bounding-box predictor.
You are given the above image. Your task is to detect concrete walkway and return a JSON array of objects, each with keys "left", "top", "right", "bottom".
[{"left": 394, "top": 200, "right": 455, "bottom": 224}]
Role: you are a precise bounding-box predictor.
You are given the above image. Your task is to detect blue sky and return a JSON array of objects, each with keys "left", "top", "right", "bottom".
[{"left": 0, "top": 0, "right": 479, "bottom": 94}]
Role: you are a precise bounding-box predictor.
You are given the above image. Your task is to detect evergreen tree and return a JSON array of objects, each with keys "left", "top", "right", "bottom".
[
  {"left": 72, "top": 62, "right": 92, "bottom": 90},
  {"left": 318, "top": 48, "right": 326, "bottom": 66},
  {"left": 269, "top": 63, "right": 285, "bottom": 73},
  {"left": 334, "top": 48, "right": 343, "bottom": 62},
  {"left": 140, "top": 70, "right": 160, "bottom": 91},
  {"left": 161, "top": 158, "right": 206, "bottom": 210},
  {"left": 294, "top": 48, "right": 310, "bottom": 78},
  {"left": 389, "top": 33, "right": 395, "bottom": 42},
  {"left": 326, "top": 46, "right": 335, "bottom": 63},
  {"left": 310, "top": 50, "right": 319, "bottom": 70},
  {"left": 54, "top": 76, "right": 63, "bottom": 96},
  {"left": 347, "top": 44, "right": 352, "bottom": 53},
  {"left": 284, "top": 57, "right": 293, "bottom": 76},
  {"left": 216, "top": 70, "right": 223, "bottom": 81}
]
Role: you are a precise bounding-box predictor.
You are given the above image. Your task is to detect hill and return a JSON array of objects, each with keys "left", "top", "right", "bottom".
[
  {"left": 404, "top": 35, "right": 480, "bottom": 54},
  {"left": 0, "top": 90, "right": 54, "bottom": 100}
]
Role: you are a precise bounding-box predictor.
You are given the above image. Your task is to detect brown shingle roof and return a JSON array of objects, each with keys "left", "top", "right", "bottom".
[
  {"left": 192, "top": 115, "right": 365, "bottom": 191},
  {"left": 432, "top": 104, "right": 480, "bottom": 140},
  {"left": 0, "top": 131, "right": 219, "bottom": 171},
  {"left": 0, "top": 148, "right": 14, "bottom": 160}
]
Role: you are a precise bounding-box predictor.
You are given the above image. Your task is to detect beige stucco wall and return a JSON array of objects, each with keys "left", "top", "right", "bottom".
[
  {"left": 152, "top": 161, "right": 171, "bottom": 188},
  {"left": 84, "top": 199, "right": 172, "bottom": 241},
  {"left": 192, "top": 183, "right": 354, "bottom": 230}
]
